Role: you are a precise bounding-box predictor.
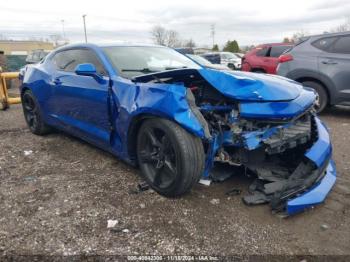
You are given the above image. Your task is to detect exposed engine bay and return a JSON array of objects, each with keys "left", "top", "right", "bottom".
[{"left": 134, "top": 69, "right": 327, "bottom": 213}]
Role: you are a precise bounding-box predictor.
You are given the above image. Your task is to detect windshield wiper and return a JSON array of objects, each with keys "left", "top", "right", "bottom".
[{"left": 121, "top": 68, "right": 159, "bottom": 73}]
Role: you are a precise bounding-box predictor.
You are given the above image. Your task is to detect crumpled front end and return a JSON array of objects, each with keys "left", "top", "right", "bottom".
[
  {"left": 202, "top": 106, "right": 336, "bottom": 215},
  {"left": 132, "top": 68, "right": 336, "bottom": 215},
  {"left": 192, "top": 69, "right": 337, "bottom": 215},
  {"left": 199, "top": 96, "right": 336, "bottom": 215}
]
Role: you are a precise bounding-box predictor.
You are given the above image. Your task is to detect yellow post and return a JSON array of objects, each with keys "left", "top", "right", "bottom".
[{"left": 0, "top": 71, "right": 21, "bottom": 110}]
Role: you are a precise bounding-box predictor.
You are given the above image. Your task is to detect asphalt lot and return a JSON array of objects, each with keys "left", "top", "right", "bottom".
[{"left": 0, "top": 103, "right": 349, "bottom": 256}]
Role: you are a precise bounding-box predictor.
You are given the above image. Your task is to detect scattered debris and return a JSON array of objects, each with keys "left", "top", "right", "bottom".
[
  {"left": 321, "top": 224, "right": 329, "bottom": 231},
  {"left": 129, "top": 181, "right": 150, "bottom": 194},
  {"left": 225, "top": 188, "right": 241, "bottom": 196},
  {"left": 122, "top": 229, "right": 130, "bottom": 233},
  {"left": 138, "top": 181, "right": 150, "bottom": 191},
  {"left": 107, "top": 220, "right": 119, "bottom": 229},
  {"left": 199, "top": 179, "right": 211, "bottom": 186},
  {"left": 243, "top": 191, "right": 269, "bottom": 205},
  {"left": 210, "top": 199, "right": 220, "bottom": 205},
  {"left": 23, "top": 176, "right": 36, "bottom": 182},
  {"left": 139, "top": 203, "right": 146, "bottom": 209},
  {"left": 24, "top": 150, "right": 33, "bottom": 156}
]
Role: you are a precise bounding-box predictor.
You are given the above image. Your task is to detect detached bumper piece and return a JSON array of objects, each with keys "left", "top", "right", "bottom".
[{"left": 243, "top": 117, "right": 336, "bottom": 215}]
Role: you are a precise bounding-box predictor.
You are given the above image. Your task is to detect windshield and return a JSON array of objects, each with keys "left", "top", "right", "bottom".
[
  {"left": 187, "top": 54, "right": 213, "bottom": 66},
  {"left": 103, "top": 46, "right": 201, "bottom": 78}
]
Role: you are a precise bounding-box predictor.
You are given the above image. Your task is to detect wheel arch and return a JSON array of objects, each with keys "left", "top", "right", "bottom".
[
  {"left": 251, "top": 68, "right": 266, "bottom": 73},
  {"left": 294, "top": 76, "right": 330, "bottom": 104},
  {"left": 126, "top": 113, "right": 205, "bottom": 160},
  {"left": 20, "top": 85, "right": 31, "bottom": 97},
  {"left": 287, "top": 69, "right": 336, "bottom": 105}
]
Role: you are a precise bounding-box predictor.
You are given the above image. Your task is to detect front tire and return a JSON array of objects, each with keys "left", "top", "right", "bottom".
[
  {"left": 302, "top": 81, "right": 328, "bottom": 113},
  {"left": 136, "top": 118, "right": 205, "bottom": 197},
  {"left": 22, "top": 89, "right": 51, "bottom": 135}
]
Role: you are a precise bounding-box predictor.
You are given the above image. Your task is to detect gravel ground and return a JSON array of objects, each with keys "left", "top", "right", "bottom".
[{"left": 0, "top": 104, "right": 349, "bottom": 257}]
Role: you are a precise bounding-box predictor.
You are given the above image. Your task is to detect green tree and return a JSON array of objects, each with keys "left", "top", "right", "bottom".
[
  {"left": 223, "top": 40, "right": 240, "bottom": 52},
  {"left": 212, "top": 44, "right": 219, "bottom": 51},
  {"left": 283, "top": 37, "right": 291, "bottom": 43}
]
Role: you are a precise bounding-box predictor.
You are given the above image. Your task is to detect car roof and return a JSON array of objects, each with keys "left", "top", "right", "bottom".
[
  {"left": 257, "top": 43, "right": 293, "bottom": 48},
  {"left": 308, "top": 31, "right": 350, "bottom": 39}
]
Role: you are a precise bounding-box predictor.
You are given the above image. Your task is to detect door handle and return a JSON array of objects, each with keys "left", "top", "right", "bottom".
[
  {"left": 53, "top": 78, "right": 62, "bottom": 85},
  {"left": 322, "top": 60, "right": 338, "bottom": 65}
]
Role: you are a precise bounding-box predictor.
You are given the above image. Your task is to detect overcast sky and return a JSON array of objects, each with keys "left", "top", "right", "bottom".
[{"left": 0, "top": 0, "right": 349, "bottom": 47}]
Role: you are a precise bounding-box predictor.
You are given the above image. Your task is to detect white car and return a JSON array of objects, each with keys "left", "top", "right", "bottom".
[{"left": 202, "top": 52, "right": 242, "bottom": 70}]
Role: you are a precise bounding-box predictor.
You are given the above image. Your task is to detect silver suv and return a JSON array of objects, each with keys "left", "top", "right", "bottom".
[{"left": 277, "top": 31, "right": 350, "bottom": 112}]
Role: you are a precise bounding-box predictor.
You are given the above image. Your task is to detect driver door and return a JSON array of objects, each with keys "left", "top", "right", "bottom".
[{"left": 48, "top": 48, "right": 111, "bottom": 147}]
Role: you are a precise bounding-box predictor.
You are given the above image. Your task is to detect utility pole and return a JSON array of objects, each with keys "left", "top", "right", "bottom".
[
  {"left": 210, "top": 24, "right": 215, "bottom": 47},
  {"left": 82, "top": 14, "right": 87, "bottom": 43},
  {"left": 61, "top": 19, "right": 66, "bottom": 39}
]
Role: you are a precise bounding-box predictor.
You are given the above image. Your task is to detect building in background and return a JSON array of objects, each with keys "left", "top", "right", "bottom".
[
  {"left": 193, "top": 47, "right": 212, "bottom": 55},
  {"left": 0, "top": 40, "right": 54, "bottom": 71},
  {"left": 0, "top": 40, "right": 54, "bottom": 55}
]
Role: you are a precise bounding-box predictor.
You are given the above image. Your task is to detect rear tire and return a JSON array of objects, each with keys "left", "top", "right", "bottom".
[
  {"left": 302, "top": 81, "right": 328, "bottom": 113},
  {"left": 22, "top": 89, "right": 51, "bottom": 135},
  {"left": 137, "top": 118, "right": 205, "bottom": 197},
  {"left": 228, "top": 63, "right": 236, "bottom": 70}
]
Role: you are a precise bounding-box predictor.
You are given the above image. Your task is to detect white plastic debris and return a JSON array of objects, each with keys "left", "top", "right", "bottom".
[
  {"left": 24, "top": 150, "right": 33, "bottom": 156},
  {"left": 321, "top": 224, "right": 329, "bottom": 230},
  {"left": 199, "top": 179, "right": 211, "bottom": 186},
  {"left": 122, "top": 229, "right": 130, "bottom": 233},
  {"left": 107, "top": 219, "right": 118, "bottom": 228},
  {"left": 210, "top": 199, "right": 220, "bottom": 205}
]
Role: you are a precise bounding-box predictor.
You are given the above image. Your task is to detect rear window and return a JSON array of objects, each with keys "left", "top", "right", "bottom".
[
  {"left": 269, "top": 45, "right": 292, "bottom": 57},
  {"left": 202, "top": 54, "right": 220, "bottom": 64},
  {"left": 311, "top": 36, "right": 338, "bottom": 51},
  {"left": 256, "top": 47, "right": 269, "bottom": 57},
  {"left": 331, "top": 35, "right": 350, "bottom": 54}
]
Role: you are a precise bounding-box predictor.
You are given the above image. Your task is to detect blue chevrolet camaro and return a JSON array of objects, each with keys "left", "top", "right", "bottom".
[{"left": 19, "top": 43, "right": 336, "bottom": 215}]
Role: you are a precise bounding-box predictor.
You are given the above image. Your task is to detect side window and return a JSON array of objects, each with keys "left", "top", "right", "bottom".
[
  {"left": 269, "top": 46, "right": 292, "bottom": 57},
  {"left": 311, "top": 36, "right": 338, "bottom": 52},
  {"left": 52, "top": 50, "right": 75, "bottom": 71},
  {"left": 52, "top": 49, "right": 107, "bottom": 75},
  {"left": 256, "top": 47, "right": 269, "bottom": 57},
  {"left": 331, "top": 35, "right": 350, "bottom": 54}
]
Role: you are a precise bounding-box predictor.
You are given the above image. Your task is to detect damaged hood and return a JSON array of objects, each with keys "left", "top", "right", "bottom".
[{"left": 198, "top": 69, "right": 303, "bottom": 102}]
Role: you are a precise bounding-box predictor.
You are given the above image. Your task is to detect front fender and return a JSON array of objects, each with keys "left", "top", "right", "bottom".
[{"left": 110, "top": 78, "right": 206, "bottom": 160}]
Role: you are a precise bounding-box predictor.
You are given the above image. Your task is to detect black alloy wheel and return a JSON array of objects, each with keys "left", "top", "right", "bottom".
[
  {"left": 137, "top": 118, "right": 205, "bottom": 197},
  {"left": 22, "top": 90, "right": 51, "bottom": 135}
]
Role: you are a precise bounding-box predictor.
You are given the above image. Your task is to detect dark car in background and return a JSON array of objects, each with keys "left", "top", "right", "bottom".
[
  {"left": 242, "top": 43, "right": 293, "bottom": 74},
  {"left": 186, "top": 54, "right": 230, "bottom": 70},
  {"left": 201, "top": 52, "right": 241, "bottom": 70},
  {"left": 174, "top": 48, "right": 230, "bottom": 70},
  {"left": 26, "top": 49, "right": 49, "bottom": 64},
  {"left": 277, "top": 31, "right": 350, "bottom": 112}
]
